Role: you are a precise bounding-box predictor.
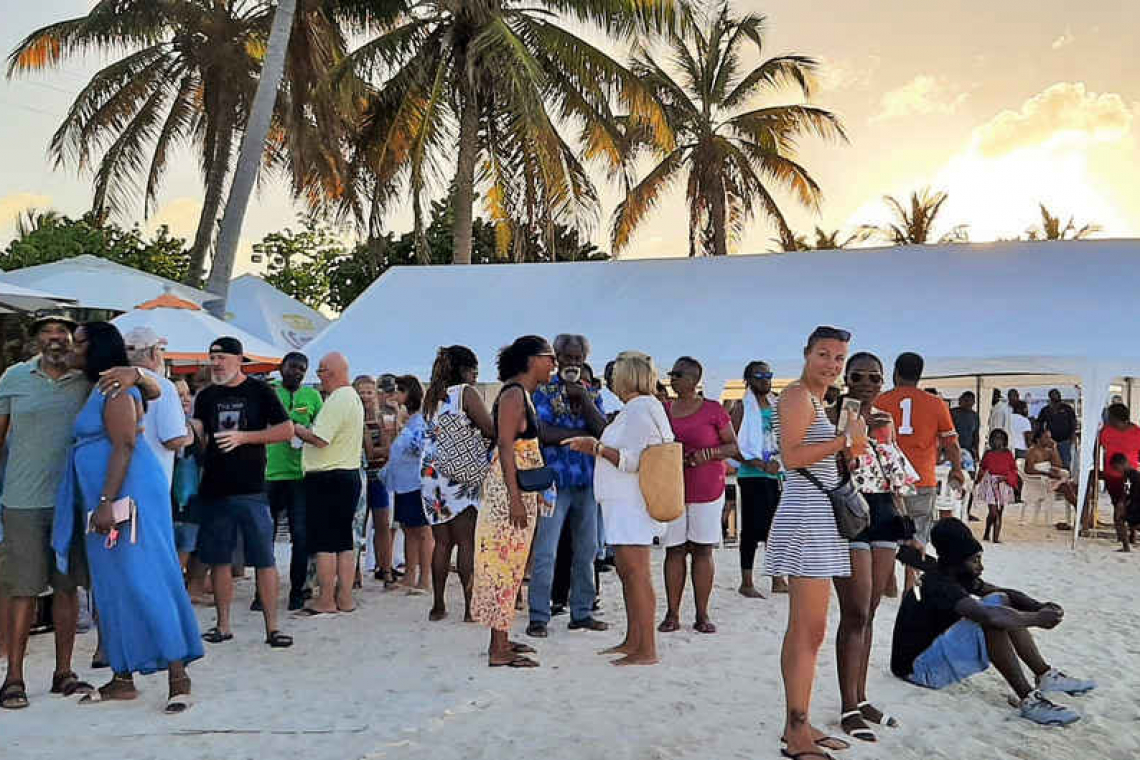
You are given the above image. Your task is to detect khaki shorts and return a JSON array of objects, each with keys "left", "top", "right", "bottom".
[
  {"left": 902, "top": 487, "right": 938, "bottom": 545},
  {"left": 0, "top": 507, "right": 88, "bottom": 597}
]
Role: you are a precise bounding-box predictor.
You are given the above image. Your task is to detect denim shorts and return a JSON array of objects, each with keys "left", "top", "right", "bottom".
[
  {"left": 173, "top": 522, "right": 200, "bottom": 555},
  {"left": 908, "top": 594, "right": 1005, "bottom": 689},
  {"left": 196, "top": 493, "right": 276, "bottom": 569},
  {"left": 367, "top": 476, "right": 390, "bottom": 511},
  {"left": 850, "top": 492, "right": 904, "bottom": 551}
]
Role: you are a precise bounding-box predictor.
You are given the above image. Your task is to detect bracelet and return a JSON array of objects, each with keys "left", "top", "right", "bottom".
[{"left": 593, "top": 440, "right": 604, "bottom": 457}]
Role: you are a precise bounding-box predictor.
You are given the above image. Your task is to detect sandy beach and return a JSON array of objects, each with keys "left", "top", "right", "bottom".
[{"left": 2, "top": 522, "right": 1135, "bottom": 760}]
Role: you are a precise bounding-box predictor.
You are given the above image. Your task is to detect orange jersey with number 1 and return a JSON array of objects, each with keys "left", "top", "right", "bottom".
[{"left": 876, "top": 387, "right": 956, "bottom": 487}]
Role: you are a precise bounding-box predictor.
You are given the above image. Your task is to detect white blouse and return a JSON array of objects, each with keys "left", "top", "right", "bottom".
[{"left": 593, "top": 395, "right": 674, "bottom": 507}]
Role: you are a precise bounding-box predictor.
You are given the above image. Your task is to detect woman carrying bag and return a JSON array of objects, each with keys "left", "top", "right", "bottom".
[{"left": 564, "top": 351, "right": 676, "bottom": 666}]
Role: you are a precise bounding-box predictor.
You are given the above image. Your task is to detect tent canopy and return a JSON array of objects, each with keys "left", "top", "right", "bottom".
[
  {"left": 225, "top": 275, "right": 330, "bottom": 350},
  {"left": 304, "top": 238, "right": 1140, "bottom": 545},
  {"left": 0, "top": 255, "right": 213, "bottom": 312},
  {"left": 0, "top": 281, "right": 77, "bottom": 312}
]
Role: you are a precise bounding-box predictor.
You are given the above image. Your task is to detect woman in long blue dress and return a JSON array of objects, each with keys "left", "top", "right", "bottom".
[{"left": 53, "top": 322, "right": 202, "bottom": 712}]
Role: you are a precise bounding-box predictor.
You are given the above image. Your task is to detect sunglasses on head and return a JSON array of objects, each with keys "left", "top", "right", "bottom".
[
  {"left": 848, "top": 372, "right": 882, "bottom": 384},
  {"left": 809, "top": 325, "right": 852, "bottom": 343}
]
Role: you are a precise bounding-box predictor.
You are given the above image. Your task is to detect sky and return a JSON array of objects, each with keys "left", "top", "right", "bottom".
[{"left": 0, "top": 0, "right": 1137, "bottom": 274}]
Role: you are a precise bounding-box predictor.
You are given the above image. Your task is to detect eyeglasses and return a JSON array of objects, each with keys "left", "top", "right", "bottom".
[
  {"left": 848, "top": 372, "right": 882, "bottom": 384},
  {"left": 750, "top": 372, "right": 774, "bottom": 380},
  {"left": 667, "top": 371, "right": 691, "bottom": 380}
]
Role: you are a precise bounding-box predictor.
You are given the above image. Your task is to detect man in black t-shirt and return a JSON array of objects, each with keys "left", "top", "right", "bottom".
[
  {"left": 191, "top": 337, "right": 294, "bottom": 648},
  {"left": 890, "top": 519, "right": 1094, "bottom": 726},
  {"left": 1037, "top": 389, "right": 1078, "bottom": 471}
]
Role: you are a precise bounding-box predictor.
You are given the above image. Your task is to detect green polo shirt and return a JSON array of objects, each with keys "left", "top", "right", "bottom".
[
  {"left": 265, "top": 381, "right": 323, "bottom": 482},
  {"left": 0, "top": 357, "right": 93, "bottom": 509}
]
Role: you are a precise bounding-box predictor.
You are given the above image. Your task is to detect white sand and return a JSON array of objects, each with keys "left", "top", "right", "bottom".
[{"left": 3, "top": 523, "right": 1135, "bottom": 760}]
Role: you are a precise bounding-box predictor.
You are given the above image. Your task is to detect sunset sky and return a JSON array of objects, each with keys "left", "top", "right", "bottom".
[{"left": 1, "top": 0, "right": 1137, "bottom": 275}]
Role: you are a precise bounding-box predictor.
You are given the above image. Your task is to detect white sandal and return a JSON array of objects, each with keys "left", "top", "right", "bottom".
[
  {"left": 841, "top": 710, "right": 877, "bottom": 742},
  {"left": 857, "top": 701, "right": 900, "bottom": 728}
]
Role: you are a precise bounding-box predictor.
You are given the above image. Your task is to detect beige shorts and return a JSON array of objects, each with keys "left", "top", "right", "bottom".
[
  {"left": 663, "top": 496, "right": 725, "bottom": 548},
  {"left": 0, "top": 507, "right": 88, "bottom": 597}
]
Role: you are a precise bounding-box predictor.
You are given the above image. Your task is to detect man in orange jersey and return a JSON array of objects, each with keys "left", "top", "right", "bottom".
[{"left": 877, "top": 352, "right": 965, "bottom": 591}]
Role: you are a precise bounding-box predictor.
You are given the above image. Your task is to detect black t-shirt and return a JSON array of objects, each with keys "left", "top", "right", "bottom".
[
  {"left": 194, "top": 377, "right": 289, "bottom": 498},
  {"left": 890, "top": 569, "right": 981, "bottom": 677},
  {"left": 1038, "top": 403, "right": 1077, "bottom": 443},
  {"left": 1124, "top": 471, "right": 1140, "bottom": 526}
]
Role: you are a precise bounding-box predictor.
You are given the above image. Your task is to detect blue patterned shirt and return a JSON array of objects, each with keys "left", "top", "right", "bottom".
[{"left": 533, "top": 376, "right": 605, "bottom": 489}]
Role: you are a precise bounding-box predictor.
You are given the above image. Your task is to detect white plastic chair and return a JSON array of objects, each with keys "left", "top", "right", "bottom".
[{"left": 1019, "top": 470, "right": 1068, "bottom": 526}]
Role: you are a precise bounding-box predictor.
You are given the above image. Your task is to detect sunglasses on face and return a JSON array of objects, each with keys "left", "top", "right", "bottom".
[
  {"left": 848, "top": 372, "right": 882, "bottom": 384},
  {"left": 667, "top": 371, "right": 693, "bottom": 380},
  {"left": 750, "top": 372, "right": 774, "bottom": 381}
]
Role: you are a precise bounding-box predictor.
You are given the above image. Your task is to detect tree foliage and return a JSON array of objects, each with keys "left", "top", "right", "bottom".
[
  {"left": 1025, "top": 203, "right": 1102, "bottom": 241},
  {"left": 1, "top": 211, "right": 190, "bottom": 281},
  {"left": 861, "top": 187, "right": 969, "bottom": 246}
]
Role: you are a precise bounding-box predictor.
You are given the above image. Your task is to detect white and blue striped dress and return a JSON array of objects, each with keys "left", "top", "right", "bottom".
[{"left": 764, "top": 393, "right": 851, "bottom": 578}]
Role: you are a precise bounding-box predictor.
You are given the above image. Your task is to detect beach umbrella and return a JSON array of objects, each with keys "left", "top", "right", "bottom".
[{"left": 112, "top": 291, "right": 284, "bottom": 373}]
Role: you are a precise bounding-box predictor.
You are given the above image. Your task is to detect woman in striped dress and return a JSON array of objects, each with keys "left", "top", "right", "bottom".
[{"left": 767, "top": 326, "right": 867, "bottom": 760}]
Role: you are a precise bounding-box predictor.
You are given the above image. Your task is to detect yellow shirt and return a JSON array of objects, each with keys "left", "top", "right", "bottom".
[{"left": 303, "top": 386, "right": 365, "bottom": 473}]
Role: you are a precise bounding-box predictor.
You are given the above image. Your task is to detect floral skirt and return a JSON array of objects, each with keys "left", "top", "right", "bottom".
[
  {"left": 976, "top": 472, "right": 1016, "bottom": 508},
  {"left": 471, "top": 448, "right": 539, "bottom": 631}
]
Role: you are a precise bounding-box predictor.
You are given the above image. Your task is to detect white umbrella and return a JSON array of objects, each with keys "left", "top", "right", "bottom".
[{"left": 111, "top": 292, "right": 284, "bottom": 372}]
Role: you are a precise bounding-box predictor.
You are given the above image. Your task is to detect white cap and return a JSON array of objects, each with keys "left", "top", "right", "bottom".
[{"left": 124, "top": 326, "right": 168, "bottom": 351}]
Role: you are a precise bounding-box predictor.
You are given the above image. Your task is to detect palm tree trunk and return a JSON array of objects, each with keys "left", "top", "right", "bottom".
[
  {"left": 710, "top": 181, "right": 728, "bottom": 257},
  {"left": 203, "top": 0, "right": 297, "bottom": 315},
  {"left": 451, "top": 72, "right": 479, "bottom": 265},
  {"left": 184, "top": 113, "right": 235, "bottom": 287}
]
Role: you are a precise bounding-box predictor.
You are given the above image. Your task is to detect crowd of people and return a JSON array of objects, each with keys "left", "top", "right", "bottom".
[{"left": 0, "top": 317, "right": 1118, "bottom": 755}]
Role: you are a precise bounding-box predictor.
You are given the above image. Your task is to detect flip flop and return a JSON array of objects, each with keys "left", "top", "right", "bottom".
[
  {"left": 693, "top": 620, "right": 717, "bottom": 634},
  {"left": 509, "top": 641, "right": 537, "bottom": 654},
  {"left": 201, "top": 627, "right": 233, "bottom": 643},
  {"left": 266, "top": 630, "right": 294, "bottom": 648},
  {"left": 489, "top": 654, "right": 539, "bottom": 668},
  {"left": 657, "top": 618, "right": 680, "bottom": 633},
  {"left": 781, "top": 736, "right": 850, "bottom": 752},
  {"left": 781, "top": 751, "right": 835, "bottom": 760},
  {"left": 78, "top": 677, "right": 137, "bottom": 705},
  {"left": 50, "top": 670, "right": 94, "bottom": 697},
  {"left": 164, "top": 693, "right": 194, "bottom": 715},
  {"left": 295, "top": 608, "right": 334, "bottom": 617}
]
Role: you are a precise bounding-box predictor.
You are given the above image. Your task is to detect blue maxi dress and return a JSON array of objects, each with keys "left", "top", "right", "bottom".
[{"left": 53, "top": 388, "right": 203, "bottom": 675}]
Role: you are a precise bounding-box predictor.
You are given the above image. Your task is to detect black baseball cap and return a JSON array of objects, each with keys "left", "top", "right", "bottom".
[
  {"left": 209, "top": 336, "right": 244, "bottom": 357},
  {"left": 378, "top": 373, "right": 397, "bottom": 392},
  {"left": 29, "top": 314, "right": 77, "bottom": 336}
]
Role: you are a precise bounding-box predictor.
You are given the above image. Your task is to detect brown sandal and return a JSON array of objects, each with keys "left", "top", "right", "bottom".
[
  {"left": 657, "top": 617, "right": 680, "bottom": 633},
  {"left": 1, "top": 680, "right": 28, "bottom": 710}
]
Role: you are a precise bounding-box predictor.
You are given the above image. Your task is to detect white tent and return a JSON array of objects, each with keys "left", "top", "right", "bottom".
[
  {"left": 224, "top": 274, "right": 330, "bottom": 350},
  {"left": 304, "top": 238, "right": 1140, "bottom": 543},
  {"left": 0, "top": 255, "right": 213, "bottom": 312},
  {"left": 0, "top": 281, "right": 76, "bottom": 312}
]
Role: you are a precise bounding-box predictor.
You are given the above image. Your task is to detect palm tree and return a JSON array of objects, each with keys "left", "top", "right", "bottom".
[
  {"left": 1026, "top": 203, "right": 1102, "bottom": 241},
  {"left": 610, "top": 4, "right": 845, "bottom": 258},
  {"left": 7, "top": 0, "right": 351, "bottom": 285},
  {"left": 862, "top": 187, "right": 968, "bottom": 245},
  {"left": 205, "top": 0, "right": 298, "bottom": 312},
  {"left": 333, "top": 0, "right": 683, "bottom": 264}
]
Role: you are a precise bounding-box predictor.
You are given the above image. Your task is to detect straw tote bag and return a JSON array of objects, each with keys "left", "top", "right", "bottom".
[{"left": 638, "top": 406, "right": 685, "bottom": 523}]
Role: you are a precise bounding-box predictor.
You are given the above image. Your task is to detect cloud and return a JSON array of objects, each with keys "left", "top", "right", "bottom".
[
  {"left": 816, "top": 55, "right": 880, "bottom": 92},
  {"left": 871, "top": 76, "right": 971, "bottom": 122},
  {"left": 971, "top": 82, "right": 1135, "bottom": 157},
  {"left": 1051, "top": 29, "right": 1075, "bottom": 50},
  {"left": 147, "top": 197, "right": 202, "bottom": 240},
  {"left": 0, "top": 192, "right": 53, "bottom": 229}
]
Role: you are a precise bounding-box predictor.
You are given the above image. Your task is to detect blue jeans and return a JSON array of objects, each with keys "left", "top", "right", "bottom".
[
  {"left": 1057, "top": 441, "right": 1073, "bottom": 470},
  {"left": 529, "top": 485, "right": 598, "bottom": 624}
]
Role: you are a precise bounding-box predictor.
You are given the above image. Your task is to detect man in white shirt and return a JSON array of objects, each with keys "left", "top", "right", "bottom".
[{"left": 124, "top": 327, "right": 193, "bottom": 485}]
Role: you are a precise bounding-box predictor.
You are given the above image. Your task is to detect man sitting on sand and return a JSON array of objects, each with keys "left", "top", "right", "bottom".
[{"left": 890, "top": 518, "right": 1095, "bottom": 726}]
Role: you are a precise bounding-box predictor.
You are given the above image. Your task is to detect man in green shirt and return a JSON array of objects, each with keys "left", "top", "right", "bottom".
[{"left": 266, "top": 352, "right": 324, "bottom": 610}]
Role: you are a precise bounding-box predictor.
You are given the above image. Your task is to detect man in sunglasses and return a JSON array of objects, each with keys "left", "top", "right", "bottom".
[{"left": 878, "top": 352, "right": 965, "bottom": 592}]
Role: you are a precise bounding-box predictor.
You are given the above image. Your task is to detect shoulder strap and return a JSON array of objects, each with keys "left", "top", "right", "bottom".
[{"left": 796, "top": 467, "right": 830, "bottom": 494}]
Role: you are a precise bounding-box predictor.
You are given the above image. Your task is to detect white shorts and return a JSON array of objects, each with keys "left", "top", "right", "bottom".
[
  {"left": 663, "top": 496, "right": 725, "bottom": 548},
  {"left": 600, "top": 500, "right": 665, "bottom": 547}
]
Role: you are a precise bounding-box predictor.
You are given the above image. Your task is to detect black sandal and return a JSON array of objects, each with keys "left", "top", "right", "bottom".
[
  {"left": 266, "top": 630, "right": 294, "bottom": 648},
  {"left": 50, "top": 670, "right": 94, "bottom": 697},
  {"left": 0, "top": 680, "right": 28, "bottom": 710},
  {"left": 489, "top": 654, "right": 539, "bottom": 668},
  {"left": 202, "top": 627, "right": 233, "bottom": 643}
]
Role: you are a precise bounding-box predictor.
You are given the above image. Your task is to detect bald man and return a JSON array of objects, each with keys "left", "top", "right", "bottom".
[{"left": 300, "top": 353, "right": 366, "bottom": 615}]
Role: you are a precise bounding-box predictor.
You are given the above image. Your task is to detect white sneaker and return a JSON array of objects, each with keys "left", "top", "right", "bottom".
[
  {"left": 1037, "top": 668, "right": 1097, "bottom": 696},
  {"left": 1019, "top": 690, "right": 1080, "bottom": 726}
]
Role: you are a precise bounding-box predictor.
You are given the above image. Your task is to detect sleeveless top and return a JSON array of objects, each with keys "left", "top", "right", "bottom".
[
  {"left": 493, "top": 382, "right": 539, "bottom": 440},
  {"left": 764, "top": 390, "right": 850, "bottom": 578}
]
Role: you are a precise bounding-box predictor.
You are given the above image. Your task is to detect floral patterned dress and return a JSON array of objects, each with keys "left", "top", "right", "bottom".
[
  {"left": 471, "top": 383, "right": 545, "bottom": 632},
  {"left": 421, "top": 385, "right": 486, "bottom": 525}
]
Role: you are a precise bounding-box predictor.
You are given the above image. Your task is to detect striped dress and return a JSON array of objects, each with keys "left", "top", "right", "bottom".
[{"left": 764, "top": 392, "right": 851, "bottom": 578}]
